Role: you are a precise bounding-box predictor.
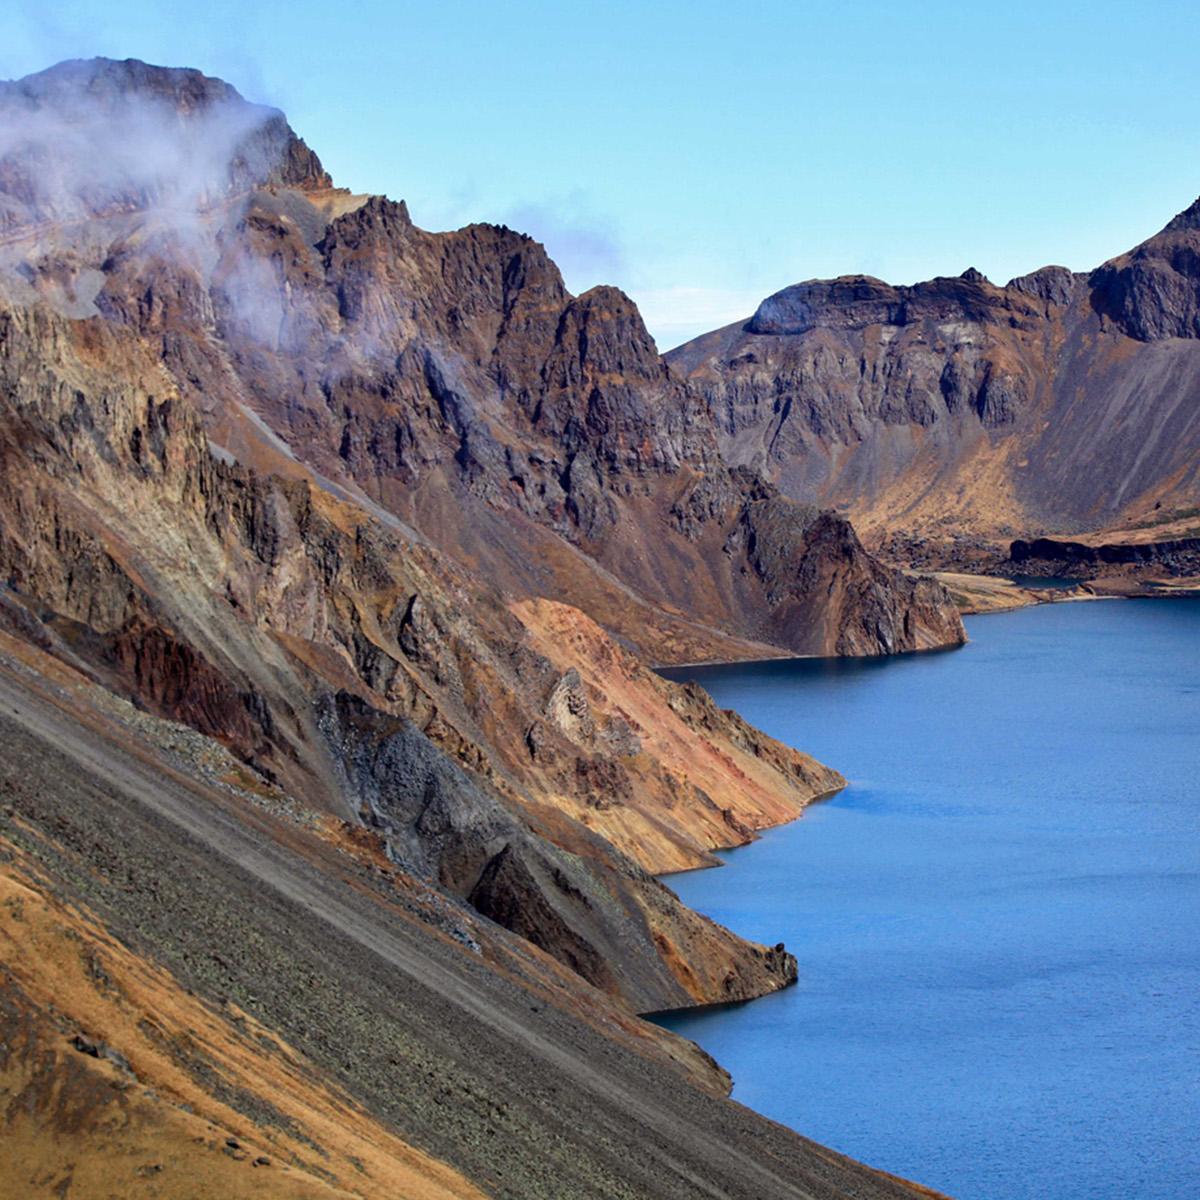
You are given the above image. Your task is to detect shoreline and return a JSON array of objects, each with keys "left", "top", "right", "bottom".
[
  {"left": 655, "top": 781, "right": 848, "bottom": 880},
  {"left": 655, "top": 573, "right": 1199, "bottom": 674},
  {"left": 642, "top": 595, "right": 1198, "bottom": 1200},
  {"left": 649, "top": 583, "right": 1200, "bottom": 1012},
  {"left": 932, "top": 569, "right": 1200, "bottom": 616},
  {"left": 649, "top": 587, "right": 1199, "bottom": 998}
]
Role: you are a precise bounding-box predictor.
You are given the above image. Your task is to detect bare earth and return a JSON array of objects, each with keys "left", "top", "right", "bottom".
[{"left": 0, "top": 657, "right": 944, "bottom": 1200}]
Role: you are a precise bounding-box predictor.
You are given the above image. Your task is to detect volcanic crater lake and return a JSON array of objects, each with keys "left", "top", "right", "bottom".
[{"left": 657, "top": 601, "right": 1199, "bottom": 1200}]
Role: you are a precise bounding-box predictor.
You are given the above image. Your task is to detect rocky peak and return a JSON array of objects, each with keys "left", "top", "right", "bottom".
[
  {"left": 1006, "top": 264, "right": 1079, "bottom": 308},
  {"left": 318, "top": 199, "right": 568, "bottom": 354},
  {"left": 748, "top": 276, "right": 902, "bottom": 335},
  {"left": 7, "top": 57, "right": 244, "bottom": 111},
  {"left": 549, "top": 285, "right": 666, "bottom": 385},
  {"left": 1162, "top": 195, "right": 1200, "bottom": 234},
  {"left": 321, "top": 194, "right": 415, "bottom": 250},
  {"left": 747, "top": 268, "right": 1011, "bottom": 337},
  {"left": 0, "top": 57, "right": 329, "bottom": 232},
  {"left": 1089, "top": 195, "right": 1200, "bottom": 340}
]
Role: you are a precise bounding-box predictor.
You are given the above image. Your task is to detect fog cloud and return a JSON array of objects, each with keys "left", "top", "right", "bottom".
[
  {"left": 0, "top": 60, "right": 329, "bottom": 359},
  {"left": 0, "top": 62, "right": 289, "bottom": 233}
]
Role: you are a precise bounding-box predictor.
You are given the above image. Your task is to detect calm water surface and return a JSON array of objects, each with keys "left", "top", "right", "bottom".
[{"left": 657, "top": 601, "right": 1199, "bottom": 1200}]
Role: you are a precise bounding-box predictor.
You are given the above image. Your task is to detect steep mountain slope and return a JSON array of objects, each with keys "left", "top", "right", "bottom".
[
  {"left": 0, "top": 57, "right": 963, "bottom": 1197},
  {"left": 0, "top": 296, "right": 822, "bottom": 1014},
  {"left": 0, "top": 57, "right": 963, "bottom": 662},
  {"left": 1, "top": 842, "right": 486, "bottom": 1200},
  {"left": 0, "top": 634, "right": 948, "bottom": 1200},
  {"left": 668, "top": 205, "right": 1200, "bottom": 568}
]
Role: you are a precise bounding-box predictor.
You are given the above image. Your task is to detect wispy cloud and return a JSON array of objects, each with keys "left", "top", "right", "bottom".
[{"left": 0, "top": 64, "right": 283, "bottom": 233}]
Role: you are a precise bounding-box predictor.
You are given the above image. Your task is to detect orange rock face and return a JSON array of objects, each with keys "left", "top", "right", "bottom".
[
  {"left": 0, "top": 853, "right": 485, "bottom": 1200},
  {"left": 514, "top": 597, "right": 844, "bottom": 873},
  {"left": 0, "top": 57, "right": 962, "bottom": 1200}
]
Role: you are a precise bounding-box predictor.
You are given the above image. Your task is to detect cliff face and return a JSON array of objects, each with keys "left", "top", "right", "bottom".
[
  {"left": 0, "top": 58, "right": 962, "bottom": 663},
  {"left": 668, "top": 204, "right": 1200, "bottom": 562},
  {"left": 0, "top": 56, "right": 964, "bottom": 1199},
  {"left": 1090, "top": 197, "right": 1200, "bottom": 340},
  {"left": 0, "top": 298, "right": 810, "bottom": 1014}
]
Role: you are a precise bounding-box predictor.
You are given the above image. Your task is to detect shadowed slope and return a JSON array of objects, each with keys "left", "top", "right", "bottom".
[{"left": 668, "top": 200, "right": 1200, "bottom": 565}]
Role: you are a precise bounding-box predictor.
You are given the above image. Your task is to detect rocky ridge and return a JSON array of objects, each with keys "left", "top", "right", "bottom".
[
  {"left": 0, "top": 57, "right": 963, "bottom": 1011},
  {"left": 0, "top": 297, "right": 810, "bottom": 1014},
  {"left": 0, "top": 56, "right": 965, "bottom": 1200},
  {"left": 0, "top": 58, "right": 963, "bottom": 664},
  {"left": 668, "top": 202, "right": 1200, "bottom": 565}
]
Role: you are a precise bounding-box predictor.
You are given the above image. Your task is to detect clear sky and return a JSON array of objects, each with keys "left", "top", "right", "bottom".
[{"left": 6, "top": 1, "right": 1200, "bottom": 348}]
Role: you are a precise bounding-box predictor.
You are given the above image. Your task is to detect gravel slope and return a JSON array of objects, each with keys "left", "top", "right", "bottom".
[{"left": 0, "top": 659, "right": 945, "bottom": 1200}]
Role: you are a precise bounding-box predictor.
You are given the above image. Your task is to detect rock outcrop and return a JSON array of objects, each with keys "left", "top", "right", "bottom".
[
  {"left": 1090, "top": 198, "right": 1200, "bottom": 341},
  {"left": 1011, "top": 534, "right": 1200, "bottom": 573},
  {"left": 0, "top": 58, "right": 963, "bottom": 665},
  {"left": 668, "top": 200, "right": 1200, "bottom": 562}
]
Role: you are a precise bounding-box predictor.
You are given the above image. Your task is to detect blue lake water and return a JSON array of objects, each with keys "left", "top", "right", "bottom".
[{"left": 656, "top": 601, "right": 1200, "bottom": 1200}]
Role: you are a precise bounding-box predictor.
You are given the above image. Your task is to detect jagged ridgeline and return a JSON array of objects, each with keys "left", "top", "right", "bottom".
[
  {"left": 667, "top": 201, "right": 1200, "bottom": 568},
  {"left": 0, "top": 58, "right": 955, "bottom": 1200}
]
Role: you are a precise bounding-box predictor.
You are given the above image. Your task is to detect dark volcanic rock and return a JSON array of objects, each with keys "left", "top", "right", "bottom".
[
  {"left": 735, "top": 499, "right": 962, "bottom": 655},
  {"left": 322, "top": 691, "right": 707, "bottom": 1008},
  {"left": 748, "top": 269, "right": 1010, "bottom": 336},
  {"left": 1089, "top": 198, "right": 1200, "bottom": 341},
  {"left": 1011, "top": 535, "right": 1200, "bottom": 575},
  {"left": 0, "top": 59, "right": 958, "bottom": 663},
  {"left": 668, "top": 198, "right": 1200, "bottom": 545},
  {"left": 1007, "top": 264, "right": 1081, "bottom": 309}
]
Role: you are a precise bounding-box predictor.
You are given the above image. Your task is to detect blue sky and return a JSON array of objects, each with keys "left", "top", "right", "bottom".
[{"left": 7, "top": 1, "right": 1200, "bottom": 347}]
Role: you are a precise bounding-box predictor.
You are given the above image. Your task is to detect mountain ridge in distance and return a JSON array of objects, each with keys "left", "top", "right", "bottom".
[{"left": 668, "top": 196, "right": 1200, "bottom": 583}]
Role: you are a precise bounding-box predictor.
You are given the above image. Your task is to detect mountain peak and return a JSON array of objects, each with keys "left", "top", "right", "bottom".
[
  {"left": 0, "top": 58, "right": 329, "bottom": 231},
  {"left": 5, "top": 57, "right": 248, "bottom": 114},
  {"left": 1162, "top": 195, "right": 1200, "bottom": 234}
]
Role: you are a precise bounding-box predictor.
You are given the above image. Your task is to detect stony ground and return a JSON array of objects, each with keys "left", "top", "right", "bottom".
[{"left": 0, "top": 655, "right": 946, "bottom": 1200}]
